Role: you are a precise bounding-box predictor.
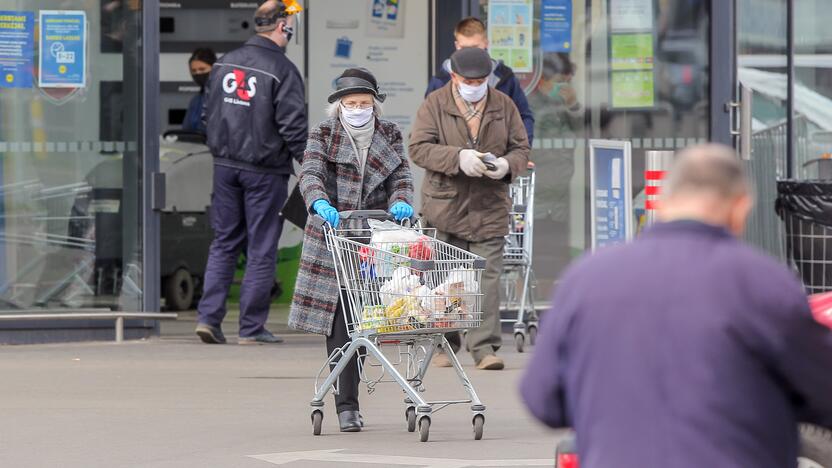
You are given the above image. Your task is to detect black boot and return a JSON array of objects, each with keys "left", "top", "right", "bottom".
[{"left": 338, "top": 410, "right": 362, "bottom": 432}]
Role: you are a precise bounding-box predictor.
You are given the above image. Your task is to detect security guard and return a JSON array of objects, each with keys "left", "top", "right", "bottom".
[{"left": 197, "top": 0, "right": 307, "bottom": 345}]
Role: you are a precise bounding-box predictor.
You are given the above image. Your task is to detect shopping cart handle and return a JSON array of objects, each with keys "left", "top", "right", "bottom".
[{"left": 340, "top": 210, "right": 394, "bottom": 221}]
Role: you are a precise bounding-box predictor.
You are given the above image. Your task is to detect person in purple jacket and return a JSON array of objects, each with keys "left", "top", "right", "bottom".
[{"left": 521, "top": 144, "right": 832, "bottom": 468}]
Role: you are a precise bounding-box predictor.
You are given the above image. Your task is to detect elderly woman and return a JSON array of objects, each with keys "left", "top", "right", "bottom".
[{"left": 288, "top": 68, "right": 414, "bottom": 433}]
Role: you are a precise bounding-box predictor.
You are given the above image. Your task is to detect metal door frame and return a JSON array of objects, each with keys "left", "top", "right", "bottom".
[{"left": 143, "top": 0, "right": 161, "bottom": 313}]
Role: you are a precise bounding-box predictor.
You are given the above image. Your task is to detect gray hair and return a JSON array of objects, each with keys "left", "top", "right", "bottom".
[
  {"left": 326, "top": 98, "right": 384, "bottom": 119},
  {"left": 663, "top": 144, "right": 751, "bottom": 200}
]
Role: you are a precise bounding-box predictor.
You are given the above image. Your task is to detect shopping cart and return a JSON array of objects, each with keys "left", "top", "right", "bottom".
[
  {"left": 501, "top": 162, "right": 538, "bottom": 352},
  {"left": 309, "top": 210, "right": 487, "bottom": 442}
]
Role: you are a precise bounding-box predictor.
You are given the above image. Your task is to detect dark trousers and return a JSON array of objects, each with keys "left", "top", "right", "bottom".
[
  {"left": 197, "top": 165, "right": 288, "bottom": 338},
  {"left": 326, "top": 301, "right": 363, "bottom": 413}
]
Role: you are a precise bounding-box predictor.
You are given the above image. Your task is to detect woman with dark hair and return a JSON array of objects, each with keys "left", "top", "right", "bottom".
[{"left": 183, "top": 47, "right": 217, "bottom": 134}]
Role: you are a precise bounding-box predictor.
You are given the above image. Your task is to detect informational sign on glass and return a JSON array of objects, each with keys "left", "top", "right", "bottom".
[
  {"left": 540, "top": 0, "right": 571, "bottom": 53},
  {"left": 609, "top": 0, "right": 654, "bottom": 32},
  {"left": 608, "top": 1, "right": 655, "bottom": 109},
  {"left": 590, "top": 140, "right": 633, "bottom": 250},
  {"left": 0, "top": 11, "right": 34, "bottom": 89},
  {"left": 610, "top": 33, "right": 653, "bottom": 70},
  {"left": 39, "top": 10, "right": 87, "bottom": 88},
  {"left": 487, "top": 0, "right": 534, "bottom": 73}
]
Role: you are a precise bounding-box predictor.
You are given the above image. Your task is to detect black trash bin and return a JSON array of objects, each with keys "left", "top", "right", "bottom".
[{"left": 776, "top": 180, "right": 832, "bottom": 293}]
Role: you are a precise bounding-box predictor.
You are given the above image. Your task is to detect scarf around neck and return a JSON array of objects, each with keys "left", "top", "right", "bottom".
[
  {"left": 453, "top": 84, "right": 488, "bottom": 145},
  {"left": 339, "top": 112, "right": 375, "bottom": 174}
]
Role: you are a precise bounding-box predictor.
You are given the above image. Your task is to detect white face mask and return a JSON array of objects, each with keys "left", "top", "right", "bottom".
[
  {"left": 340, "top": 104, "right": 374, "bottom": 127},
  {"left": 458, "top": 81, "right": 488, "bottom": 103}
]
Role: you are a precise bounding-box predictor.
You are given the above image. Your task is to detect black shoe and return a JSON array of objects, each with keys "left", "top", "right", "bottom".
[
  {"left": 338, "top": 410, "right": 362, "bottom": 432},
  {"left": 238, "top": 329, "right": 284, "bottom": 345},
  {"left": 195, "top": 323, "right": 226, "bottom": 344}
]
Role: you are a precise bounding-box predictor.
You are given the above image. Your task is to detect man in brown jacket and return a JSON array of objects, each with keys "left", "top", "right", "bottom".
[{"left": 409, "top": 47, "right": 530, "bottom": 370}]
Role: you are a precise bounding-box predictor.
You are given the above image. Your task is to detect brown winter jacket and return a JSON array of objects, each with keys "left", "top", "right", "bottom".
[{"left": 408, "top": 82, "right": 530, "bottom": 242}]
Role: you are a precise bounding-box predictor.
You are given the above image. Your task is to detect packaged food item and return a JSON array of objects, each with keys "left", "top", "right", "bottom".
[
  {"left": 358, "top": 305, "right": 386, "bottom": 331},
  {"left": 379, "top": 267, "right": 422, "bottom": 305},
  {"left": 379, "top": 296, "right": 421, "bottom": 333},
  {"left": 408, "top": 236, "right": 434, "bottom": 261}
]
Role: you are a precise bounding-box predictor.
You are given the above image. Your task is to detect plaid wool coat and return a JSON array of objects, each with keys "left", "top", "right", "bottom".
[{"left": 288, "top": 118, "right": 414, "bottom": 335}]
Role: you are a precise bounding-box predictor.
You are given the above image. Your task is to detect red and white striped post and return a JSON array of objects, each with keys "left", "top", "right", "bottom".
[{"left": 645, "top": 151, "right": 675, "bottom": 225}]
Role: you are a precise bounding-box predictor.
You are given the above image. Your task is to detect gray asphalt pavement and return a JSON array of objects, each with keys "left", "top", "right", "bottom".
[{"left": 0, "top": 330, "right": 565, "bottom": 468}]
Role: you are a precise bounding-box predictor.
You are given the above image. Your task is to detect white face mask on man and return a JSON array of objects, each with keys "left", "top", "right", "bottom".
[
  {"left": 458, "top": 81, "right": 488, "bottom": 103},
  {"left": 340, "top": 104, "right": 374, "bottom": 127}
]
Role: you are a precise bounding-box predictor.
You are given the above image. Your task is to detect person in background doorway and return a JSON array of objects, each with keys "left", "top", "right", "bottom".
[
  {"left": 183, "top": 48, "right": 216, "bottom": 134},
  {"left": 425, "top": 17, "right": 534, "bottom": 145},
  {"left": 521, "top": 144, "right": 832, "bottom": 468},
  {"left": 197, "top": 0, "right": 306, "bottom": 345},
  {"left": 289, "top": 67, "right": 414, "bottom": 432},
  {"left": 410, "top": 47, "right": 530, "bottom": 371},
  {"left": 527, "top": 53, "right": 582, "bottom": 224}
]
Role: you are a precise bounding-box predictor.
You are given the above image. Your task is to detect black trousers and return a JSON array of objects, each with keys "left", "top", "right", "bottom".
[{"left": 326, "top": 301, "right": 363, "bottom": 413}]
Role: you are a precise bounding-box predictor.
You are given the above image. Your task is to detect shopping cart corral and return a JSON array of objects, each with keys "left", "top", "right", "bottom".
[
  {"left": 310, "top": 211, "right": 487, "bottom": 442},
  {"left": 501, "top": 162, "right": 539, "bottom": 352}
]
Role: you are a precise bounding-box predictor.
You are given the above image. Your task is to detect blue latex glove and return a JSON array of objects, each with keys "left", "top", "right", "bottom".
[
  {"left": 312, "top": 199, "right": 339, "bottom": 228},
  {"left": 390, "top": 201, "right": 414, "bottom": 221}
]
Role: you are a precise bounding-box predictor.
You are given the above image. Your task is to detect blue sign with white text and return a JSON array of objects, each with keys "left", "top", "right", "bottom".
[
  {"left": 593, "top": 147, "right": 628, "bottom": 248},
  {"left": 39, "top": 11, "right": 86, "bottom": 88},
  {"left": 0, "top": 11, "right": 34, "bottom": 88},
  {"left": 541, "top": 0, "right": 572, "bottom": 52}
]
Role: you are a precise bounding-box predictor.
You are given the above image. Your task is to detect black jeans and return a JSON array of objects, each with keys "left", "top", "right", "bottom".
[{"left": 326, "top": 301, "right": 363, "bottom": 413}]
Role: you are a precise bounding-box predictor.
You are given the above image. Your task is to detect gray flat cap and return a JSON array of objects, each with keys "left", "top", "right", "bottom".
[{"left": 450, "top": 47, "right": 492, "bottom": 79}]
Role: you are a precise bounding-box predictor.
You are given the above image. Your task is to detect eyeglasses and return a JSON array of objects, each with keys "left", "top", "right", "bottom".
[{"left": 341, "top": 102, "right": 374, "bottom": 110}]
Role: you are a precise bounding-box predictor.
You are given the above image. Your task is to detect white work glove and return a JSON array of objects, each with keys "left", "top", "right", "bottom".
[
  {"left": 459, "top": 149, "right": 488, "bottom": 178},
  {"left": 484, "top": 157, "right": 510, "bottom": 180}
]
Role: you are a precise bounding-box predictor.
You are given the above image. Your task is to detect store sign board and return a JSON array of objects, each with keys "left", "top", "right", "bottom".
[
  {"left": 590, "top": 139, "right": 633, "bottom": 250},
  {"left": 0, "top": 11, "right": 34, "bottom": 88},
  {"left": 39, "top": 10, "right": 87, "bottom": 88}
]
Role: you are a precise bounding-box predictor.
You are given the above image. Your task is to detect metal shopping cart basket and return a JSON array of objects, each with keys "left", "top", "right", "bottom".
[
  {"left": 777, "top": 180, "right": 832, "bottom": 294},
  {"left": 501, "top": 162, "right": 538, "bottom": 352},
  {"left": 309, "top": 210, "right": 487, "bottom": 442}
]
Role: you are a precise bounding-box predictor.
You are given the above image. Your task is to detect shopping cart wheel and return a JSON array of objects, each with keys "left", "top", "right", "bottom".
[
  {"left": 473, "top": 414, "right": 485, "bottom": 440},
  {"left": 311, "top": 410, "right": 323, "bottom": 436},
  {"left": 418, "top": 417, "right": 431, "bottom": 442},
  {"left": 528, "top": 325, "right": 538, "bottom": 346},
  {"left": 406, "top": 407, "right": 417, "bottom": 432},
  {"left": 514, "top": 333, "right": 525, "bottom": 353}
]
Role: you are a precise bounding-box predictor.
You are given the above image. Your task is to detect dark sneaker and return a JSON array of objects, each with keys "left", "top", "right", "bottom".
[
  {"left": 238, "top": 329, "right": 284, "bottom": 345},
  {"left": 195, "top": 323, "right": 226, "bottom": 344}
]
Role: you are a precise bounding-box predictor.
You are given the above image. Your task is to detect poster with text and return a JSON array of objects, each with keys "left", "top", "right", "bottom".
[
  {"left": 39, "top": 10, "right": 87, "bottom": 88},
  {"left": 487, "top": 0, "right": 533, "bottom": 73},
  {"left": 609, "top": 0, "right": 653, "bottom": 32},
  {"left": 366, "top": 0, "right": 405, "bottom": 38},
  {"left": 610, "top": 33, "right": 653, "bottom": 70},
  {"left": 611, "top": 70, "right": 654, "bottom": 108},
  {"left": 309, "top": 0, "right": 428, "bottom": 143},
  {"left": 541, "top": 0, "right": 571, "bottom": 52},
  {"left": 0, "top": 11, "right": 34, "bottom": 88}
]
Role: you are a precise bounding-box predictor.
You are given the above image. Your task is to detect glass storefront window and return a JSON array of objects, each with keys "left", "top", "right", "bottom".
[
  {"left": 478, "top": 0, "right": 710, "bottom": 299},
  {"left": 793, "top": 0, "right": 832, "bottom": 179},
  {"left": 737, "top": 0, "right": 788, "bottom": 256},
  {"left": 0, "top": 0, "right": 144, "bottom": 311}
]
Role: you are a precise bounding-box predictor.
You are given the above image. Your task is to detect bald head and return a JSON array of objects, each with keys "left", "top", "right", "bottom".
[
  {"left": 254, "top": 0, "right": 294, "bottom": 47},
  {"left": 658, "top": 144, "right": 753, "bottom": 236}
]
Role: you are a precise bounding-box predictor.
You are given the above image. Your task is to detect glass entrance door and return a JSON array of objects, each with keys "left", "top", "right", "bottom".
[{"left": 0, "top": 0, "right": 147, "bottom": 311}]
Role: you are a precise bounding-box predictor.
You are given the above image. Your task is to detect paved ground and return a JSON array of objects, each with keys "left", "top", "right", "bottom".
[{"left": 0, "top": 322, "right": 566, "bottom": 467}]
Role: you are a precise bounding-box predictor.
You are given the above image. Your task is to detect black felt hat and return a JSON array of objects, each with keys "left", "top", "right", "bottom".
[
  {"left": 327, "top": 68, "right": 386, "bottom": 103},
  {"left": 450, "top": 47, "right": 492, "bottom": 79}
]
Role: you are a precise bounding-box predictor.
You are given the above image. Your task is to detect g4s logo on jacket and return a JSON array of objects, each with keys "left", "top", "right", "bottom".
[{"left": 222, "top": 69, "right": 257, "bottom": 107}]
